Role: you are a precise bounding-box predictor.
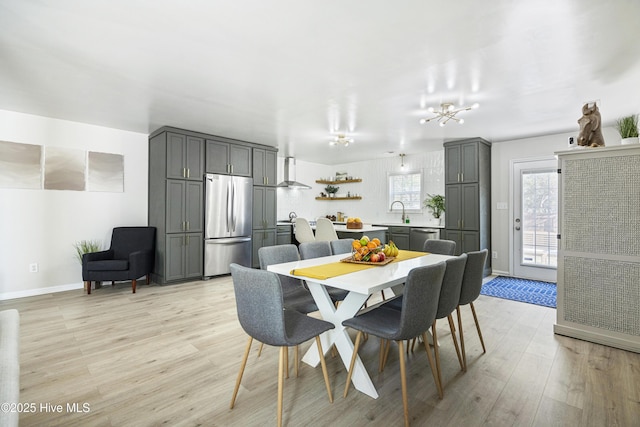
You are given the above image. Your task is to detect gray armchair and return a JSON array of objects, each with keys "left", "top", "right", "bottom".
[{"left": 82, "top": 226, "right": 156, "bottom": 294}]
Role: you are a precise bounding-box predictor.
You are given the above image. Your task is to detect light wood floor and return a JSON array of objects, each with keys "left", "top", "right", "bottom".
[{"left": 2, "top": 276, "right": 639, "bottom": 426}]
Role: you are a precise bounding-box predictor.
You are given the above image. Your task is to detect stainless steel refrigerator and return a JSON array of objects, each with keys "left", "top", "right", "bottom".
[{"left": 204, "top": 174, "right": 253, "bottom": 276}]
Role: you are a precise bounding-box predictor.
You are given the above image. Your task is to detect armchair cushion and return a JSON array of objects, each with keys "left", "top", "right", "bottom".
[{"left": 87, "top": 259, "right": 129, "bottom": 271}]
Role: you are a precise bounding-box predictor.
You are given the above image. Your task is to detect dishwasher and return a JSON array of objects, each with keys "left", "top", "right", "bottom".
[{"left": 409, "top": 228, "right": 439, "bottom": 251}]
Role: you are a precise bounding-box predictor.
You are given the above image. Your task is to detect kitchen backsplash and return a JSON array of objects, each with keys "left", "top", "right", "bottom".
[{"left": 277, "top": 150, "right": 445, "bottom": 225}]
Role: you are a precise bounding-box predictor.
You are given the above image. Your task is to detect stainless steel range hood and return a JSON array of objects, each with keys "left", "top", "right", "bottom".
[{"left": 277, "top": 157, "right": 311, "bottom": 189}]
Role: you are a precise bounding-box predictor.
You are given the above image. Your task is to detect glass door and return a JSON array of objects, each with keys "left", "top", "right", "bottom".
[{"left": 512, "top": 159, "right": 558, "bottom": 282}]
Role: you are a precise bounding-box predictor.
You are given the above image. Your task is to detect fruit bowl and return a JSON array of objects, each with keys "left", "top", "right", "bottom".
[{"left": 346, "top": 222, "right": 363, "bottom": 229}]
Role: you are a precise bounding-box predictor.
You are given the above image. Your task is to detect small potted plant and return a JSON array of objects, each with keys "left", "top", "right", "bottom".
[
  {"left": 325, "top": 185, "right": 339, "bottom": 198},
  {"left": 615, "top": 114, "right": 639, "bottom": 145},
  {"left": 424, "top": 194, "right": 445, "bottom": 223},
  {"left": 74, "top": 240, "right": 101, "bottom": 290}
]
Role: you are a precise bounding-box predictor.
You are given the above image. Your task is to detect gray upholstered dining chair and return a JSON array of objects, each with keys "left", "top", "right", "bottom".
[
  {"left": 457, "top": 249, "right": 489, "bottom": 371},
  {"left": 258, "top": 245, "right": 318, "bottom": 314},
  {"left": 315, "top": 218, "right": 339, "bottom": 241},
  {"left": 330, "top": 238, "right": 354, "bottom": 255},
  {"left": 294, "top": 218, "right": 316, "bottom": 243},
  {"left": 430, "top": 253, "right": 468, "bottom": 392},
  {"left": 299, "top": 241, "right": 348, "bottom": 302},
  {"left": 423, "top": 239, "right": 457, "bottom": 255},
  {"left": 229, "top": 264, "right": 334, "bottom": 427},
  {"left": 342, "top": 262, "right": 446, "bottom": 426}
]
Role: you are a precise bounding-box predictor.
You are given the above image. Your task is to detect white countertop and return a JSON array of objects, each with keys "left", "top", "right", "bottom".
[{"left": 333, "top": 224, "right": 387, "bottom": 233}]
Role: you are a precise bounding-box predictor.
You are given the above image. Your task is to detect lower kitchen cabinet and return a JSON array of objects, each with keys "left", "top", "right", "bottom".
[
  {"left": 165, "top": 233, "right": 203, "bottom": 282},
  {"left": 387, "top": 226, "right": 410, "bottom": 250},
  {"left": 252, "top": 229, "right": 276, "bottom": 268},
  {"left": 443, "top": 230, "right": 479, "bottom": 256},
  {"left": 277, "top": 224, "right": 292, "bottom": 245}
]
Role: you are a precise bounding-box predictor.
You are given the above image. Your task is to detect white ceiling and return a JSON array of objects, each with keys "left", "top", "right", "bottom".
[{"left": 1, "top": 0, "right": 640, "bottom": 164}]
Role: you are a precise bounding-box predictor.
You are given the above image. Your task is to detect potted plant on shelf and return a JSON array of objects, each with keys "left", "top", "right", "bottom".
[
  {"left": 325, "top": 185, "right": 339, "bottom": 198},
  {"left": 615, "top": 114, "right": 639, "bottom": 145},
  {"left": 424, "top": 194, "right": 445, "bottom": 224}
]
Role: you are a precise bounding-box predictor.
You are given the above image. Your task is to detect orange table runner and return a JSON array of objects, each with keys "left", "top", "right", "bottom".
[{"left": 290, "top": 250, "right": 429, "bottom": 280}]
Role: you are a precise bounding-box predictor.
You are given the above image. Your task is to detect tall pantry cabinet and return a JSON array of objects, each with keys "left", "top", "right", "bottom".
[
  {"left": 149, "top": 130, "right": 204, "bottom": 284},
  {"left": 443, "top": 137, "right": 491, "bottom": 275}
]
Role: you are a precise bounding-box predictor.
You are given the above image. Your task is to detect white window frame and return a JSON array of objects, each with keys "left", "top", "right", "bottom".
[{"left": 387, "top": 170, "right": 423, "bottom": 213}]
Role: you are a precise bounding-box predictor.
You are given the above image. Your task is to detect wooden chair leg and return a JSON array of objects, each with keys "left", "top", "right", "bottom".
[
  {"left": 230, "top": 336, "right": 253, "bottom": 409},
  {"left": 422, "top": 332, "right": 443, "bottom": 399},
  {"left": 294, "top": 345, "right": 299, "bottom": 377},
  {"left": 278, "top": 347, "right": 285, "bottom": 427},
  {"left": 343, "top": 331, "right": 363, "bottom": 398},
  {"left": 378, "top": 339, "right": 385, "bottom": 372},
  {"left": 132, "top": 279, "right": 137, "bottom": 293},
  {"left": 447, "top": 314, "right": 464, "bottom": 371},
  {"left": 397, "top": 340, "right": 410, "bottom": 427},
  {"left": 316, "top": 336, "right": 333, "bottom": 403},
  {"left": 146, "top": 273, "right": 150, "bottom": 285},
  {"left": 257, "top": 342, "right": 264, "bottom": 357},
  {"left": 432, "top": 320, "right": 443, "bottom": 398},
  {"left": 85, "top": 281, "right": 91, "bottom": 295},
  {"left": 382, "top": 339, "right": 391, "bottom": 370},
  {"left": 285, "top": 347, "right": 289, "bottom": 379},
  {"left": 470, "top": 302, "right": 486, "bottom": 353},
  {"left": 457, "top": 306, "right": 467, "bottom": 372}
]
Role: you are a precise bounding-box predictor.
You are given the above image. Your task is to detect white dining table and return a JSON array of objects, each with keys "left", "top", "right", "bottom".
[{"left": 267, "top": 251, "right": 451, "bottom": 399}]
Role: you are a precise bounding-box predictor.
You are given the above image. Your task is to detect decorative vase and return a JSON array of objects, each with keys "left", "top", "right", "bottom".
[{"left": 621, "top": 137, "right": 639, "bottom": 145}]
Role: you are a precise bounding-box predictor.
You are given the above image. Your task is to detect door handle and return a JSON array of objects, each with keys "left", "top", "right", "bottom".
[{"left": 515, "top": 217, "right": 521, "bottom": 231}]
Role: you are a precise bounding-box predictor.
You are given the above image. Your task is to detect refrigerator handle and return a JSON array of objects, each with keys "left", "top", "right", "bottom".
[
  {"left": 226, "top": 181, "right": 232, "bottom": 232},
  {"left": 231, "top": 181, "right": 237, "bottom": 232}
]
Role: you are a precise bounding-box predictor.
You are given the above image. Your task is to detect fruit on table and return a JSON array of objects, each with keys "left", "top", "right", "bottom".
[{"left": 383, "top": 241, "right": 399, "bottom": 257}]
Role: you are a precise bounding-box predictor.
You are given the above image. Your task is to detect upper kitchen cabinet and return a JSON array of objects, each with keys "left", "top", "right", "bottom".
[
  {"left": 150, "top": 131, "right": 204, "bottom": 180},
  {"left": 206, "top": 139, "right": 252, "bottom": 176},
  {"left": 445, "top": 139, "right": 481, "bottom": 184},
  {"left": 253, "top": 148, "right": 277, "bottom": 186}
]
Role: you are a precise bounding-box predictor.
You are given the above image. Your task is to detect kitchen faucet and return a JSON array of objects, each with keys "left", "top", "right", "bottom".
[{"left": 390, "top": 201, "right": 406, "bottom": 223}]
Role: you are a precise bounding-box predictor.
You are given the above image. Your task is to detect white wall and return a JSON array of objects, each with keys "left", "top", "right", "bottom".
[
  {"left": 276, "top": 150, "right": 445, "bottom": 226},
  {"left": 490, "top": 127, "right": 621, "bottom": 275},
  {"left": 0, "top": 110, "right": 148, "bottom": 299}
]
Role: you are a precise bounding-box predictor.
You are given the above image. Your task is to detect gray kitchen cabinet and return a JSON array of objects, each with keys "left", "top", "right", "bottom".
[
  {"left": 206, "top": 139, "right": 252, "bottom": 176},
  {"left": 252, "top": 186, "right": 277, "bottom": 267},
  {"left": 443, "top": 138, "right": 491, "bottom": 275},
  {"left": 252, "top": 229, "right": 276, "bottom": 268},
  {"left": 166, "top": 180, "right": 203, "bottom": 234},
  {"left": 252, "top": 187, "right": 277, "bottom": 230},
  {"left": 388, "top": 226, "right": 410, "bottom": 250},
  {"left": 445, "top": 140, "right": 479, "bottom": 184},
  {"left": 253, "top": 148, "right": 277, "bottom": 186},
  {"left": 166, "top": 132, "right": 204, "bottom": 180},
  {"left": 277, "top": 224, "right": 292, "bottom": 245},
  {"left": 165, "top": 233, "right": 203, "bottom": 282}
]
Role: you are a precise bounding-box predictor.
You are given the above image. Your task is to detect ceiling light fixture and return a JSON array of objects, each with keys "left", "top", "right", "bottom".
[
  {"left": 330, "top": 134, "right": 354, "bottom": 147},
  {"left": 399, "top": 153, "right": 406, "bottom": 170},
  {"left": 420, "top": 102, "right": 479, "bottom": 127}
]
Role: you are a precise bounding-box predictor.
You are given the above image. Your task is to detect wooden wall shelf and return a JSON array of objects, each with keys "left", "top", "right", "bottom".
[
  {"left": 315, "top": 196, "right": 362, "bottom": 201},
  {"left": 316, "top": 179, "right": 362, "bottom": 184}
]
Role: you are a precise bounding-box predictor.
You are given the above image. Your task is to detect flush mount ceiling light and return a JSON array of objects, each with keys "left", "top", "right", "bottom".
[
  {"left": 330, "top": 134, "right": 354, "bottom": 147},
  {"left": 420, "top": 102, "right": 480, "bottom": 127}
]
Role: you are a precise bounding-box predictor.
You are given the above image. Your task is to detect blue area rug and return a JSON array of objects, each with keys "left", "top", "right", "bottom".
[{"left": 481, "top": 276, "right": 556, "bottom": 308}]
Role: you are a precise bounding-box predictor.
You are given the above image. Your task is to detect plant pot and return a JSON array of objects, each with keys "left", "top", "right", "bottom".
[{"left": 621, "top": 137, "right": 639, "bottom": 145}]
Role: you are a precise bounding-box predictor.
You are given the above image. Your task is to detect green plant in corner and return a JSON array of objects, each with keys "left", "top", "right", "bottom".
[
  {"left": 423, "top": 194, "right": 445, "bottom": 219},
  {"left": 73, "top": 240, "right": 102, "bottom": 264},
  {"left": 615, "top": 115, "right": 639, "bottom": 138}
]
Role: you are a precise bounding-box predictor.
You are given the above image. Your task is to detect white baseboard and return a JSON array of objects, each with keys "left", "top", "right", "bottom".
[
  {"left": 0, "top": 282, "right": 84, "bottom": 301},
  {"left": 491, "top": 269, "right": 510, "bottom": 277}
]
